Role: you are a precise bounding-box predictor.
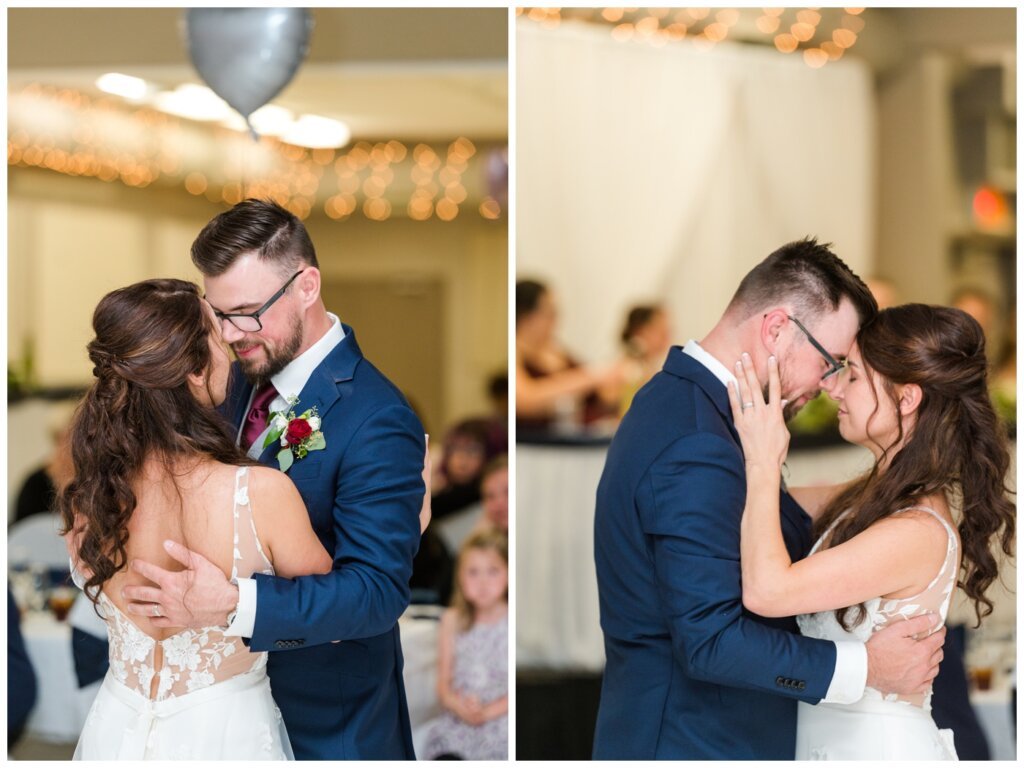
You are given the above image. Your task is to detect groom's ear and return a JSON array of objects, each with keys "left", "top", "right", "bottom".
[
  {"left": 896, "top": 382, "right": 923, "bottom": 416},
  {"left": 296, "top": 266, "right": 321, "bottom": 308},
  {"left": 760, "top": 309, "right": 788, "bottom": 353}
]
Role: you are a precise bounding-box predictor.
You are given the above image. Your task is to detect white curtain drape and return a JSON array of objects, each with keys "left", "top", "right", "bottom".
[{"left": 517, "top": 20, "right": 875, "bottom": 363}]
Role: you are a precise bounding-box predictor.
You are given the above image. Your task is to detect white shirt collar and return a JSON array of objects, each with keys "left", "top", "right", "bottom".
[
  {"left": 269, "top": 313, "right": 345, "bottom": 406},
  {"left": 682, "top": 339, "right": 738, "bottom": 389}
]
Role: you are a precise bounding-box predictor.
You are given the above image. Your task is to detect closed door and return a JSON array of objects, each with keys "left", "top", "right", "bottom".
[{"left": 320, "top": 277, "right": 444, "bottom": 436}]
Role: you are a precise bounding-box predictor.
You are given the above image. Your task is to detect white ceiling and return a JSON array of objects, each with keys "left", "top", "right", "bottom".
[{"left": 7, "top": 7, "right": 509, "bottom": 142}]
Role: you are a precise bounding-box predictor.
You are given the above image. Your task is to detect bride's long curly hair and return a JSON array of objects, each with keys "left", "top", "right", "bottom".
[
  {"left": 815, "top": 304, "right": 1015, "bottom": 630},
  {"left": 57, "top": 279, "right": 252, "bottom": 607}
]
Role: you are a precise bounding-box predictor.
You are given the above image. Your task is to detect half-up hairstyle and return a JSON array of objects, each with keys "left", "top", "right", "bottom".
[
  {"left": 815, "top": 304, "right": 1015, "bottom": 629},
  {"left": 57, "top": 279, "right": 254, "bottom": 607}
]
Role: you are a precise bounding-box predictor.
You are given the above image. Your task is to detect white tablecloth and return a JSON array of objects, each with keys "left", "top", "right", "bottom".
[
  {"left": 20, "top": 612, "right": 95, "bottom": 743},
  {"left": 517, "top": 443, "right": 607, "bottom": 670},
  {"left": 971, "top": 688, "right": 1016, "bottom": 760},
  {"left": 20, "top": 609, "right": 441, "bottom": 745}
]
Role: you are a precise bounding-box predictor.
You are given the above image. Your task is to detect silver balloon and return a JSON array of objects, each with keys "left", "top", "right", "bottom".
[{"left": 185, "top": 8, "right": 313, "bottom": 137}]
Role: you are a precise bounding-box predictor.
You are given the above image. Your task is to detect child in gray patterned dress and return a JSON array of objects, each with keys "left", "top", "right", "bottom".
[{"left": 423, "top": 529, "right": 508, "bottom": 760}]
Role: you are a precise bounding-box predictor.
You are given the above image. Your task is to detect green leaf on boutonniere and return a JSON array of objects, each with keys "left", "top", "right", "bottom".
[
  {"left": 306, "top": 432, "right": 326, "bottom": 452},
  {"left": 263, "top": 426, "right": 285, "bottom": 450},
  {"left": 277, "top": 448, "right": 294, "bottom": 473}
]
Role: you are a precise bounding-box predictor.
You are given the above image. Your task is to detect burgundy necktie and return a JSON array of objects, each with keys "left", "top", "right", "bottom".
[{"left": 241, "top": 383, "right": 279, "bottom": 452}]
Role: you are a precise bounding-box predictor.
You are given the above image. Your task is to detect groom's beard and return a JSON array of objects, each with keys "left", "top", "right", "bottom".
[
  {"left": 769, "top": 385, "right": 799, "bottom": 422},
  {"left": 765, "top": 363, "right": 816, "bottom": 422},
  {"left": 233, "top": 317, "right": 304, "bottom": 387}
]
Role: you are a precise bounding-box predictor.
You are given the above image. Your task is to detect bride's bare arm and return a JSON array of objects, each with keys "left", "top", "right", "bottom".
[
  {"left": 249, "top": 467, "right": 332, "bottom": 578},
  {"left": 740, "top": 466, "right": 946, "bottom": 617}
]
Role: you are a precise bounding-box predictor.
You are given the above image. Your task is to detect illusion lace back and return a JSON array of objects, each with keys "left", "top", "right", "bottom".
[
  {"left": 74, "top": 465, "right": 292, "bottom": 760},
  {"left": 94, "top": 466, "right": 275, "bottom": 700},
  {"left": 796, "top": 506, "right": 959, "bottom": 709}
]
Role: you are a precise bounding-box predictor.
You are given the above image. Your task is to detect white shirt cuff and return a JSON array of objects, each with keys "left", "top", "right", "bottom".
[
  {"left": 822, "top": 640, "right": 867, "bottom": 704},
  {"left": 223, "top": 577, "right": 257, "bottom": 638}
]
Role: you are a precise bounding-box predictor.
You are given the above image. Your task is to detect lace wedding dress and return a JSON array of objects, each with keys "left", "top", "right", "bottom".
[
  {"left": 795, "top": 506, "right": 959, "bottom": 760},
  {"left": 73, "top": 467, "right": 294, "bottom": 760}
]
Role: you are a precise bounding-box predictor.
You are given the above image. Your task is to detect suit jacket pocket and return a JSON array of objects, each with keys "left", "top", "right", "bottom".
[
  {"left": 277, "top": 638, "right": 370, "bottom": 676},
  {"left": 287, "top": 457, "right": 324, "bottom": 480}
]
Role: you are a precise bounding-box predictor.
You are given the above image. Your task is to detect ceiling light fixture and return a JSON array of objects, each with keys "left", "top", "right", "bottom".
[
  {"left": 96, "top": 73, "right": 150, "bottom": 101},
  {"left": 281, "top": 114, "right": 351, "bottom": 149},
  {"left": 154, "top": 84, "right": 232, "bottom": 122}
]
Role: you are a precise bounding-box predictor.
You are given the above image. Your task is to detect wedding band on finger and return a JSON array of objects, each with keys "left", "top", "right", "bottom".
[
  {"left": 742, "top": 402, "right": 755, "bottom": 410},
  {"left": 152, "top": 604, "right": 162, "bottom": 618}
]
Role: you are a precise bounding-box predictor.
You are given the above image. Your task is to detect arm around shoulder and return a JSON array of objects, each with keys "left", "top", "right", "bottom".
[{"left": 249, "top": 467, "right": 332, "bottom": 579}]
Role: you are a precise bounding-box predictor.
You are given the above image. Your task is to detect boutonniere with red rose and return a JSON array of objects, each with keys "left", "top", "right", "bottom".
[{"left": 263, "top": 396, "right": 326, "bottom": 472}]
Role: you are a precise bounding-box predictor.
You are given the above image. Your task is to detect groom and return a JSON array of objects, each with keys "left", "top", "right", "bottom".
[
  {"left": 124, "top": 199, "right": 425, "bottom": 760},
  {"left": 593, "top": 238, "right": 946, "bottom": 759}
]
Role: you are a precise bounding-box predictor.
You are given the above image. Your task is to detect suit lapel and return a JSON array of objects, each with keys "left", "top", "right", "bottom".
[
  {"left": 662, "top": 348, "right": 735, "bottom": 438},
  {"left": 256, "top": 324, "right": 364, "bottom": 466},
  {"left": 663, "top": 347, "right": 812, "bottom": 536},
  {"left": 222, "top": 364, "right": 254, "bottom": 436}
]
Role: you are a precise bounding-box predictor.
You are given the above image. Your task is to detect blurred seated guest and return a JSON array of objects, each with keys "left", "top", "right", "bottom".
[
  {"left": 617, "top": 303, "right": 673, "bottom": 414},
  {"left": 432, "top": 419, "right": 494, "bottom": 520},
  {"left": 423, "top": 529, "right": 508, "bottom": 760},
  {"left": 953, "top": 287, "right": 1015, "bottom": 425},
  {"left": 516, "top": 279, "right": 622, "bottom": 432},
  {"left": 8, "top": 588, "right": 38, "bottom": 750},
  {"left": 991, "top": 308, "right": 1016, "bottom": 425},
  {"left": 952, "top": 286, "right": 1001, "bottom": 362},
  {"left": 473, "top": 456, "right": 508, "bottom": 536},
  {"left": 12, "top": 400, "right": 77, "bottom": 524},
  {"left": 484, "top": 372, "right": 509, "bottom": 457}
]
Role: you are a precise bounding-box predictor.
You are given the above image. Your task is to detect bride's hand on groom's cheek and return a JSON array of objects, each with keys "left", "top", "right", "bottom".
[{"left": 727, "top": 353, "right": 790, "bottom": 471}]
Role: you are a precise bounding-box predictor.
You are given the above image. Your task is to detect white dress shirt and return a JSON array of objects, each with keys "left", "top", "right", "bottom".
[
  {"left": 225, "top": 314, "right": 345, "bottom": 638},
  {"left": 682, "top": 340, "right": 867, "bottom": 705}
]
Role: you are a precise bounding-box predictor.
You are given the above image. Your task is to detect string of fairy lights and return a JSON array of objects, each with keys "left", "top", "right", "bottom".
[
  {"left": 518, "top": 7, "right": 867, "bottom": 68},
  {"left": 7, "top": 84, "right": 505, "bottom": 223}
]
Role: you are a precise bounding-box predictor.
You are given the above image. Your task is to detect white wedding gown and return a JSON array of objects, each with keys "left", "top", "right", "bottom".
[
  {"left": 73, "top": 466, "right": 294, "bottom": 760},
  {"left": 795, "top": 506, "right": 959, "bottom": 760}
]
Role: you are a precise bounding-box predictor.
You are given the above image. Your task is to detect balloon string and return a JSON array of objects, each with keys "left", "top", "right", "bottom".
[{"left": 241, "top": 117, "right": 261, "bottom": 195}]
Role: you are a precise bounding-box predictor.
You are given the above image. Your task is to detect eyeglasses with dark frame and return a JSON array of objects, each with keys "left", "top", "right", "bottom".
[
  {"left": 209, "top": 269, "right": 305, "bottom": 333},
  {"left": 786, "top": 314, "right": 846, "bottom": 381}
]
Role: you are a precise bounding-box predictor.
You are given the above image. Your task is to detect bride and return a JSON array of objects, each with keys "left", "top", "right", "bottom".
[
  {"left": 59, "top": 279, "right": 332, "bottom": 760},
  {"left": 728, "top": 303, "right": 1015, "bottom": 760}
]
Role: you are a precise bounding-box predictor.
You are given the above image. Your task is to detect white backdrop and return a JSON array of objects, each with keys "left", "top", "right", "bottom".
[{"left": 517, "top": 20, "right": 875, "bottom": 363}]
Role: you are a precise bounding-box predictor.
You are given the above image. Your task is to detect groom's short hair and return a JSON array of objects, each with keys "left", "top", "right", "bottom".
[
  {"left": 727, "top": 237, "right": 877, "bottom": 325},
  {"left": 191, "top": 198, "right": 319, "bottom": 277}
]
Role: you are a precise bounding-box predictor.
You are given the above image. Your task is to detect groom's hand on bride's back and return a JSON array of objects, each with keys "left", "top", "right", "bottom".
[
  {"left": 865, "top": 613, "right": 945, "bottom": 696},
  {"left": 122, "top": 540, "right": 239, "bottom": 630}
]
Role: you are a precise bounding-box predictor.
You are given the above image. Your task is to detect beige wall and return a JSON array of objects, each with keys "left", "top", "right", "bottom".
[{"left": 8, "top": 167, "right": 507, "bottom": 440}]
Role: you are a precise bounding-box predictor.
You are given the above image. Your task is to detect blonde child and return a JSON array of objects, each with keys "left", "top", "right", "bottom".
[{"left": 423, "top": 529, "right": 508, "bottom": 760}]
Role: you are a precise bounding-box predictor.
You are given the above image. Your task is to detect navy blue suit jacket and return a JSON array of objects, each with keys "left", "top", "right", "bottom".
[
  {"left": 225, "top": 324, "right": 424, "bottom": 760},
  {"left": 593, "top": 348, "right": 838, "bottom": 759}
]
